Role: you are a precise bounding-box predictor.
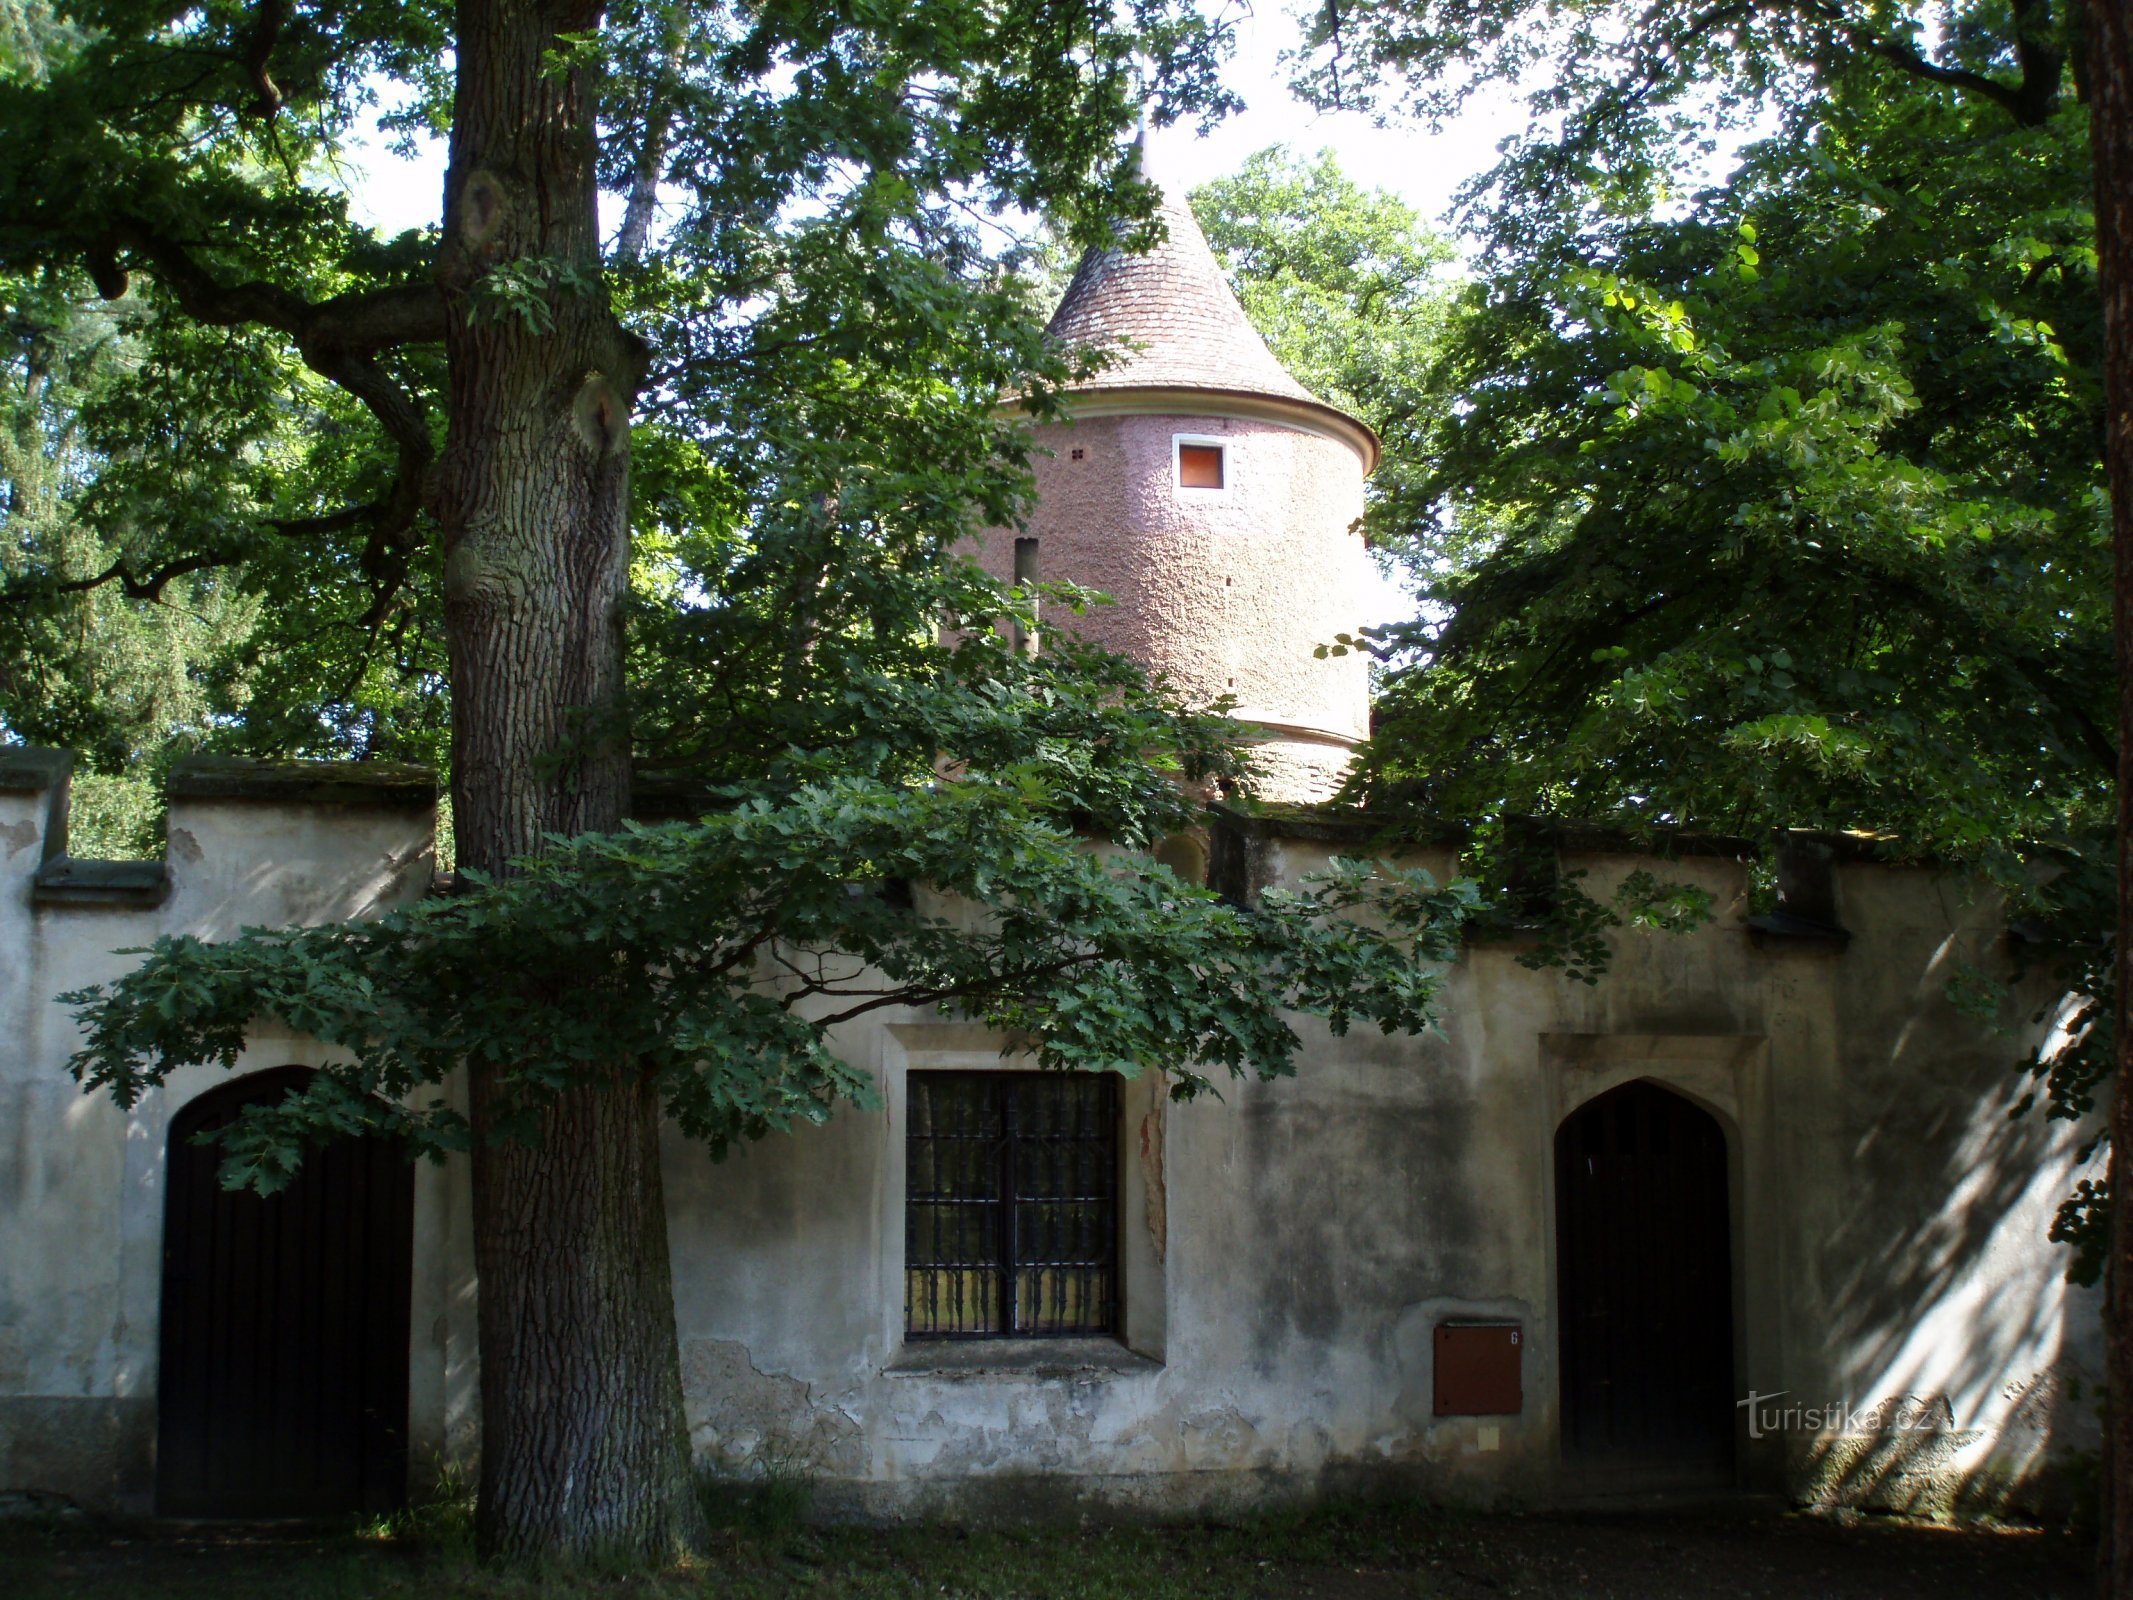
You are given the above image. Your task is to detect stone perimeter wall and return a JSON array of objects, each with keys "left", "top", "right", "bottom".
[
  {"left": 0, "top": 749, "right": 467, "bottom": 1511},
  {"left": 0, "top": 750, "right": 2104, "bottom": 1520}
]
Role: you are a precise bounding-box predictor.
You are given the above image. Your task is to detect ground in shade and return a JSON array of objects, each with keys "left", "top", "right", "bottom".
[{"left": 0, "top": 1497, "right": 2093, "bottom": 1599}]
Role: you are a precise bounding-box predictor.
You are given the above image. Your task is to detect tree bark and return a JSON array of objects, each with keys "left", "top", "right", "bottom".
[
  {"left": 432, "top": 0, "right": 701, "bottom": 1564},
  {"left": 2094, "top": 0, "right": 2133, "bottom": 1592}
]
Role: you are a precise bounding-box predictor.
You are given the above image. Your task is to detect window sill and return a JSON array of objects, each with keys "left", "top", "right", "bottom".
[{"left": 885, "top": 1338, "right": 1161, "bottom": 1380}]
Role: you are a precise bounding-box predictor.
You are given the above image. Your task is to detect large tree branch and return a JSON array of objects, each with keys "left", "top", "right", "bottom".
[
  {"left": 779, "top": 948, "right": 1107, "bottom": 1028},
  {"left": 307, "top": 342, "right": 433, "bottom": 626},
  {"left": 1609, "top": 0, "right": 2064, "bottom": 129},
  {"left": 80, "top": 221, "right": 444, "bottom": 623},
  {"left": 1840, "top": 27, "right": 2030, "bottom": 118},
  {"left": 615, "top": 31, "right": 689, "bottom": 263},
  {"left": 1791, "top": 0, "right": 2061, "bottom": 124},
  {"left": 91, "top": 223, "right": 447, "bottom": 353},
  {"left": 40, "top": 550, "right": 236, "bottom": 602},
  {"left": 237, "top": 0, "right": 290, "bottom": 120}
]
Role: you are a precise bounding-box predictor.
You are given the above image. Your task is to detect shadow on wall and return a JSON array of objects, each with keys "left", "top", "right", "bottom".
[{"left": 1785, "top": 923, "right": 2101, "bottom": 1519}]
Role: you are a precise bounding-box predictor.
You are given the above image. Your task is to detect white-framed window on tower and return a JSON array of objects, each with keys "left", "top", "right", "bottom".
[{"left": 1173, "top": 434, "right": 1227, "bottom": 494}]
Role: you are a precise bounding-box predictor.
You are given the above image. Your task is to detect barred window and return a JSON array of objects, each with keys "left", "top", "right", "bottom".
[{"left": 904, "top": 1072, "right": 1119, "bottom": 1339}]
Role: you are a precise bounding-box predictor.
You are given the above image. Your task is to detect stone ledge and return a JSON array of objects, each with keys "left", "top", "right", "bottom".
[
  {"left": 884, "top": 1338, "right": 1161, "bottom": 1381},
  {"left": 32, "top": 856, "right": 171, "bottom": 909},
  {"left": 0, "top": 747, "right": 72, "bottom": 793},
  {"left": 166, "top": 755, "right": 437, "bottom": 810}
]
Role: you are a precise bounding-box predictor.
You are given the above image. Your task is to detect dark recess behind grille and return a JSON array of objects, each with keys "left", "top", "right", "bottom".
[{"left": 905, "top": 1072, "right": 1118, "bottom": 1338}]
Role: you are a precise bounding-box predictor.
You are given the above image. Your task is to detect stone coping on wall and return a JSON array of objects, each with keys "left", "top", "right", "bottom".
[
  {"left": 1204, "top": 802, "right": 1898, "bottom": 949},
  {"left": 1208, "top": 800, "right": 1903, "bottom": 868},
  {"left": 166, "top": 755, "right": 437, "bottom": 809},
  {"left": 3, "top": 748, "right": 437, "bottom": 909},
  {"left": 0, "top": 747, "right": 1915, "bottom": 868},
  {"left": 0, "top": 747, "right": 439, "bottom": 810},
  {"left": 0, "top": 746, "right": 74, "bottom": 793},
  {"left": 1, "top": 745, "right": 1904, "bottom": 951}
]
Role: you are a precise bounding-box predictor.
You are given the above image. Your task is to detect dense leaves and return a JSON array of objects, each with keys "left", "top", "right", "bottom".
[
  {"left": 1275, "top": 4, "right": 2111, "bottom": 1263},
  {"left": 1190, "top": 146, "right": 1452, "bottom": 528},
  {"left": 67, "top": 763, "right": 1477, "bottom": 1188},
  {"left": 3, "top": 0, "right": 1483, "bottom": 1561},
  {"left": 0, "top": 0, "right": 1500, "bottom": 1198}
]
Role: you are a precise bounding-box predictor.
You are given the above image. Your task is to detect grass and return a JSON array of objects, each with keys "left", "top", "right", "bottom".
[
  {"left": 0, "top": 1492, "right": 2097, "bottom": 1600},
  {"left": 0, "top": 1495, "right": 1474, "bottom": 1600}
]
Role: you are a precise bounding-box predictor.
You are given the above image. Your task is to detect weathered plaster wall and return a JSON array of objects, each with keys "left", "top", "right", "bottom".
[
  {"left": 978, "top": 409, "right": 1372, "bottom": 803},
  {"left": 0, "top": 751, "right": 2101, "bottom": 1522},
  {"left": 659, "top": 838, "right": 2101, "bottom": 1519},
  {"left": 0, "top": 752, "right": 473, "bottom": 1512}
]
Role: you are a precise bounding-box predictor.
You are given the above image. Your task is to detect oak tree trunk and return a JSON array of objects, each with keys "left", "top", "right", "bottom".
[
  {"left": 432, "top": 0, "right": 702, "bottom": 1564},
  {"left": 2095, "top": 0, "right": 2133, "bottom": 1592}
]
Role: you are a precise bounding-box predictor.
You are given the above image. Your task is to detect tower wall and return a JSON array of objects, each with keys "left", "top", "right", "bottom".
[{"left": 986, "top": 408, "right": 1372, "bottom": 802}]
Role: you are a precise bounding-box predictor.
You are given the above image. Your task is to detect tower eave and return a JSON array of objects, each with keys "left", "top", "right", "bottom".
[{"left": 1018, "top": 384, "right": 1381, "bottom": 477}]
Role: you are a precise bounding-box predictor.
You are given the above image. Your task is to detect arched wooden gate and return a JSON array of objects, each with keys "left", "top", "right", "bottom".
[
  {"left": 1555, "top": 1079, "right": 1735, "bottom": 1471},
  {"left": 157, "top": 1067, "right": 413, "bottom": 1516}
]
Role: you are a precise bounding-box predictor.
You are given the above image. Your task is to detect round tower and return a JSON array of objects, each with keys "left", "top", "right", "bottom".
[{"left": 993, "top": 153, "right": 1378, "bottom": 805}]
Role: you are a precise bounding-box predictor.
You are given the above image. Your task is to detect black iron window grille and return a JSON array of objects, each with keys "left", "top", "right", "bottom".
[{"left": 904, "top": 1071, "right": 1119, "bottom": 1339}]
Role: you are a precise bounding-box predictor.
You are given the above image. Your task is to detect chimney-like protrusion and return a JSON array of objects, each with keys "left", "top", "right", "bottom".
[{"left": 1012, "top": 536, "right": 1040, "bottom": 655}]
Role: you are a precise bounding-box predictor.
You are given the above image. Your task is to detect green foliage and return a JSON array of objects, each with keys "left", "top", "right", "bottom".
[
  {"left": 0, "top": 0, "right": 1235, "bottom": 796},
  {"left": 68, "top": 769, "right": 1475, "bottom": 1186},
  {"left": 65, "top": 769, "right": 161, "bottom": 858},
  {"left": 0, "top": 268, "right": 451, "bottom": 781},
  {"left": 1291, "top": 0, "right": 2083, "bottom": 264},
  {"left": 1286, "top": 0, "right": 2112, "bottom": 1272},
  {"left": 0, "top": 0, "right": 1494, "bottom": 1209},
  {"left": 1361, "top": 95, "right": 2106, "bottom": 856},
  {"left": 1190, "top": 145, "right": 1453, "bottom": 459},
  {"left": 0, "top": 281, "right": 255, "bottom": 780},
  {"left": 695, "top": 1445, "right": 816, "bottom": 1540},
  {"left": 364, "top": 1457, "right": 476, "bottom": 1558}
]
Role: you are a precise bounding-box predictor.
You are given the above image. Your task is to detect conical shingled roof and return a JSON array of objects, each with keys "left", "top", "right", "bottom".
[
  {"left": 1044, "top": 151, "right": 1376, "bottom": 467},
  {"left": 1048, "top": 177, "right": 1319, "bottom": 403}
]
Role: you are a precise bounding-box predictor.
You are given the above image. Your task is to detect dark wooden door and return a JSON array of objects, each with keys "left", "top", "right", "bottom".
[
  {"left": 157, "top": 1068, "right": 414, "bottom": 1517},
  {"left": 1555, "top": 1080, "right": 1734, "bottom": 1470}
]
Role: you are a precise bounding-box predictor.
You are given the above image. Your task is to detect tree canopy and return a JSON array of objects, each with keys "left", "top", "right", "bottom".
[
  {"left": 0, "top": 0, "right": 1499, "bottom": 1562},
  {"left": 1190, "top": 145, "right": 1453, "bottom": 531},
  {"left": 1260, "top": 4, "right": 2111, "bottom": 1249}
]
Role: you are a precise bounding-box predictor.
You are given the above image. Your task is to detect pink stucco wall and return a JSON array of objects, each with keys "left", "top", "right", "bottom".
[{"left": 977, "top": 409, "right": 1372, "bottom": 803}]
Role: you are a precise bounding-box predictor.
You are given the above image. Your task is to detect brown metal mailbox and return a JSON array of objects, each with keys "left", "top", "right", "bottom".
[{"left": 1434, "top": 1322, "right": 1523, "bottom": 1416}]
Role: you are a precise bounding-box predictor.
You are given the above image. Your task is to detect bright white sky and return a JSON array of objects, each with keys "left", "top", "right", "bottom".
[
  {"left": 1143, "top": 7, "right": 1526, "bottom": 243},
  {"left": 339, "top": 6, "right": 1525, "bottom": 246}
]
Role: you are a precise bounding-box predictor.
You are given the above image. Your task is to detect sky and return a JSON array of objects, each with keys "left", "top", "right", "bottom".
[
  {"left": 338, "top": 6, "right": 1528, "bottom": 247},
  {"left": 1139, "top": 7, "right": 1527, "bottom": 242}
]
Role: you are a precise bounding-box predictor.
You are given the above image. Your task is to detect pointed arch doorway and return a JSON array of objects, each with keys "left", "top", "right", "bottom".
[
  {"left": 156, "top": 1068, "right": 414, "bottom": 1516},
  {"left": 1554, "top": 1079, "right": 1735, "bottom": 1473}
]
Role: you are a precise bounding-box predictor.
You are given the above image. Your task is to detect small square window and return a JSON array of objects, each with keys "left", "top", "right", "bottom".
[
  {"left": 1177, "top": 442, "right": 1225, "bottom": 489},
  {"left": 1070, "top": 448, "right": 1085, "bottom": 461},
  {"left": 904, "top": 1072, "right": 1119, "bottom": 1339}
]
